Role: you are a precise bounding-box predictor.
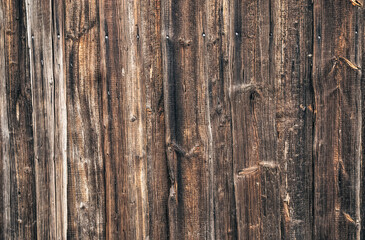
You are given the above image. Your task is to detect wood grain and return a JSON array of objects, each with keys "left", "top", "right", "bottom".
[
  {"left": 25, "top": 0, "right": 57, "bottom": 238},
  {"left": 65, "top": 0, "right": 105, "bottom": 238},
  {"left": 229, "top": 0, "right": 280, "bottom": 238},
  {"left": 1, "top": 0, "right": 364, "bottom": 239},
  {"left": 1, "top": 0, "right": 37, "bottom": 238},
  {"left": 275, "top": 0, "right": 314, "bottom": 239},
  {"left": 313, "top": 0, "right": 362, "bottom": 239}
]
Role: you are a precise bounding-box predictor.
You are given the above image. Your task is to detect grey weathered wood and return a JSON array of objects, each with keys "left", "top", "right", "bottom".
[
  {"left": 53, "top": 0, "right": 67, "bottom": 238},
  {"left": 25, "top": 0, "right": 57, "bottom": 238}
]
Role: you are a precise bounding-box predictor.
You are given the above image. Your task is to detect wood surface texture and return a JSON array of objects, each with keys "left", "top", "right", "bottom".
[{"left": 0, "top": 0, "right": 364, "bottom": 239}]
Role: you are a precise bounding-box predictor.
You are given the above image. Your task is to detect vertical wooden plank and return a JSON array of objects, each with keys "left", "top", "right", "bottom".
[
  {"left": 0, "top": 1, "right": 11, "bottom": 238},
  {"left": 52, "top": 0, "right": 67, "bottom": 239},
  {"left": 25, "top": 0, "right": 57, "bottom": 238},
  {"left": 140, "top": 0, "right": 170, "bottom": 238},
  {"left": 204, "top": 0, "right": 237, "bottom": 238},
  {"left": 99, "top": 0, "right": 126, "bottom": 238},
  {"left": 228, "top": 0, "right": 281, "bottom": 238},
  {"left": 1, "top": 0, "right": 37, "bottom": 239},
  {"left": 313, "top": 0, "right": 362, "bottom": 239},
  {"left": 100, "top": 0, "right": 152, "bottom": 238},
  {"left": 161, "top": 0, "right": 212, "bottom": 238},
  {"left": 64, "top": 0, "right": 105, "bottom": 238},
  {"left": 161, "top": 0, "right": 179, "bottom": 238},
  {"left": 275, "top": 0, "right": 314, "bottom": 239}
]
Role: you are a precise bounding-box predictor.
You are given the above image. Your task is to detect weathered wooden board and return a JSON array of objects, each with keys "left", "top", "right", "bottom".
[
  {"left": 313, "top": 0, "right": 362, "bottom": 239},
  {"left": 0, "top": 0, "right": 364, "bottom": 239}
]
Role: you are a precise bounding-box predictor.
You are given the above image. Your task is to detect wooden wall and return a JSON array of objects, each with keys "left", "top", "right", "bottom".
[{"left": 0, "top": 0, "right": 364, "bottom": 239}]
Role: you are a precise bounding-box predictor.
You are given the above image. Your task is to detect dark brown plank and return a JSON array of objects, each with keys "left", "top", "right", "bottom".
[
  {"left": 139, "top": 0, "right": 170, "bottom": 238},
  {"left": 313, "top": 0, "right": 362, "bottom": 239},
  {"left": 275, "top": 0, "right": 314, "bottom": 239},
  {"left": 100, "top": 0, "right": 159, "bottom": 238},
  {"left": 64, "top": 0, "right": 105, "bottom": 238},
  {"left": 99, "top": 0, "right": 127, "bottom": 238},
  {"left": 1, "top": 0, "right": 37, "bottom": 238},
  {"left": 161, "top": 0, "right": 212, "bottom": 238},
  {"left": 204, "top": 0, "right": 237, "bottom": 238},
  {"left": 228, "top": 0, "right": 281, "bottom": 238}
]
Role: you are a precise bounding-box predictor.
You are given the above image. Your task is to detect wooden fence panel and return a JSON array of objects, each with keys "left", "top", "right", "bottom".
[{"left": 0, "top": 0, "right": 364, "bottom": 239}]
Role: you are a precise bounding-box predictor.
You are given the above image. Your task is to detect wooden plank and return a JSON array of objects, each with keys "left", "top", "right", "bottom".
[
  {"left": 313, "top": 0, "right": 362, "bottom": 239},
  {"left": 1, "top": 0, "right": 37, "bottom": 239},
  {"left": 0, "top": 1, "right": 11, "bottom": 238},
  {"left": 64, "top": 0, "right": 105, "bottom": 238},
  {"left": 52, "top": 0, "right": 67, "bottom": 238},
  {"left": 204, "top": 0, "right": 237, "bottom": 238},
  {"left": 275, "top": 0, "right": 314, "bottom": 239},
  {"left": 25, "top": 0, "right": 57, "bottom": 238},
  {"left": 139, "top": 0, "right": 170, "bottom": 238},
  {"left": 229, "top": 0, "right": 281, "bottom": 238},
  {"left": 99, "top": 0, "right": 127, "bottom": 238},
  {"left": 99, "top": 0, "right": 159, "bottom": 238},
  {"left": 161, "top": 0, "right": 211, "bottom": 238}
]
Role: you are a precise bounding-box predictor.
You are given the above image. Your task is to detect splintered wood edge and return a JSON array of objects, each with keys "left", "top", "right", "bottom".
[
  {"left": 238, "top": 166, "right": 259, "bottom": 176},
  {"left": 349, "top": 0, "right": 362, "bottom": 7}
]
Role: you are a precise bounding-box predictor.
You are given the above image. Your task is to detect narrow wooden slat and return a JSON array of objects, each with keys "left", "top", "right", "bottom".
[
  {"left": 275, "top": 0, "right": 314, "bottom": 239},
  {"left": 313, "top": 0, "right": 362, "bottom": 239},
  {"left": 99, "top": 0, "right": 126, "bottom": 238},
  {"left": 52, "top": 0, "right": 67, "bottom": 238},
  {"left": 25, "top": 0, "right": 57, "bottom": 238},
  {"left": 161, "top": 0, "right": 179, "bottom": 238},
  {"left": 64, "top": 0, "right": 105, "bottom": 238},
  {"left": 140, "top": 0, "right": 170, "bottom": 238},
  {"left": 229, "top": 0, "right": 280, "bottom": 238},
  {"left": 0, "top": 1, "right": 11, "bottom": 238}
]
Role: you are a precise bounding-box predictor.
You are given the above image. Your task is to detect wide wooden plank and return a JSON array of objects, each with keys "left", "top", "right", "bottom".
[
  {"left": 64, "top": 0, "right": 105, "bottom": 238},
  {"left": 2, "top": 0, "right": 37, "bottom": 238},
  {"left": 275, "top": 0, "right": 314, "bottom": 239},
  {"left": 229, "top": 0, "right": 281, "bottom": 238},
  {"left": 139, "top": 0, "right": 170, "bottom": 238},
  {"left": 161, "top": 0, "right": 212, "bottom": 238},
  {"left": 313, "top": 0, "right": 362, "bottom": 239},
  {"left": 204, "top": 0, "right": 237, "bottom": 238},
  {"left": 25, "top": 0, "right": 57, "bottom": 238}
]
